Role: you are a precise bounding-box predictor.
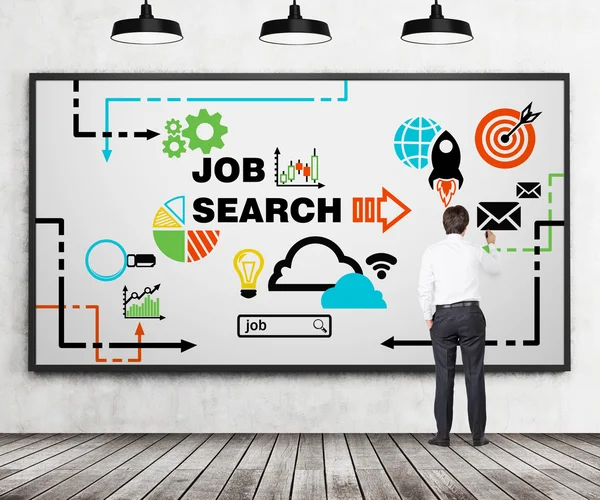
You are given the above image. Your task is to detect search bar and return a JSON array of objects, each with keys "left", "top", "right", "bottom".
[{"left": 237, "top": 314, "right": 332, "bottom": 338}]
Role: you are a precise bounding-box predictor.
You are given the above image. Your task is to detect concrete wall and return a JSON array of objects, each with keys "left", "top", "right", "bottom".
[{"left": 0, "top": 0, "right": 597, "bottom": 432}]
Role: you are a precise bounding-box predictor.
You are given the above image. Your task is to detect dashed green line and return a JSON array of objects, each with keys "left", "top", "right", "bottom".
[{"left": 488, "top": 172, "right": 563, "bottom": 254}]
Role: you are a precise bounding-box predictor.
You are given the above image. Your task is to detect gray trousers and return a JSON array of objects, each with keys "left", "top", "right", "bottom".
[{"left": 430, "top": 304, "right": 487, "bottom": 441}]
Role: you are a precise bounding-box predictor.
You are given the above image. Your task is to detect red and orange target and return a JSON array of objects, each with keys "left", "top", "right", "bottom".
[{"left": 475, "top": 108, "right": 537, "bottom": 169}]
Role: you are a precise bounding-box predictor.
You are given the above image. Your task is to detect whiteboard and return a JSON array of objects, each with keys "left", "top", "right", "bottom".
[{"left": 30, "top": 74, "right": 570, "bottom": 371}]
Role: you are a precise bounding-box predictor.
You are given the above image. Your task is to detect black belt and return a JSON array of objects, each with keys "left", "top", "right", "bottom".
[{"left": 437, "top": 301, "right": 479, "bottom": 309}]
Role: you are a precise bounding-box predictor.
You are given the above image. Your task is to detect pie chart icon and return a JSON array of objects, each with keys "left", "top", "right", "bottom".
[{"left": 152, "top": 195, "right": 220, "bottom": 263}]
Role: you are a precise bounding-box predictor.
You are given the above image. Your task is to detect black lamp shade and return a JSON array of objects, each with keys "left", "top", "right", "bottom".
[
  {"left": 260, "top": 2, "right": 331, "bottom": 45},
  {"left": 111, "top": 3, "right": 183, "bottom": 45},
  {"left": 401, "top": 3, "right": 473, "bottom": 45}
]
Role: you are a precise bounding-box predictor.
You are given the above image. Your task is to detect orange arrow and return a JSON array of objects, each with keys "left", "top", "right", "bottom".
[
  {"left": 377, "top": 187, "right": 411, "bottom": 233},
  {"left": 127, "top": 322, "right": 145, "bottom": 363}
]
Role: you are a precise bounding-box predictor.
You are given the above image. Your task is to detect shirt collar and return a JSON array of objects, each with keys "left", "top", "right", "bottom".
[{"left": 446, "top": 233, "right": 464, "bottom": 241}]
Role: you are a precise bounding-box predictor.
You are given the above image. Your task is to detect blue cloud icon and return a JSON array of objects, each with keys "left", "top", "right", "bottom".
[{"left": 321, "top": 273, "right": 387, "bottom": 309}]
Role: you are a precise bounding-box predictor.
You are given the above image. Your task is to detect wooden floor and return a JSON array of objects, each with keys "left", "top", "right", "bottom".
[{"left": 0, "top": 434, "right": 599, "bottom": 499}]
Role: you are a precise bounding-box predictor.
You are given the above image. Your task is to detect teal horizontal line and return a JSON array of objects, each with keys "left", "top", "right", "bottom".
[
  {"left": 186, "top": 97, "right": 315, "bottom": 102},
  {"left": 106, "top": 98, "right": 142, "bottom": 102},
  {"left": 147, "top": 97, "right": 162, "bottom": 102},
  {"left": 167, "top": 97, "right": 181, "bottom": 102},
  {"left": 321, "top": 97, "right": 332, "bottom": 102}
]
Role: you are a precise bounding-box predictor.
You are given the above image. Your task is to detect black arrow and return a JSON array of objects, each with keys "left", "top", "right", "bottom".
[
  {"left": 108, "top": 339, "right": 196, "bottom": 353},
  {"left": 382, "top": 337, "right": 432, "bottom": 349},
  {"left": 134, "top": 129, "right": 160, "bottom": 140},
  {"left": 382, "top": 336, "right": 498, "bottom": 349},
  {"left": 124, "top": 284, "right": 161, "bottom": 306},
  {"left": 124, "top": 315, "right": 166, "bottom": 321},
  {"left": 277, "top": 182, "right": 325, "bottom": 189}
]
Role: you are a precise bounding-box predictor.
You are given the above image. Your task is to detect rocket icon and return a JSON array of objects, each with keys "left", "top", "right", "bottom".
[{"left": 428, "top": 130, "right": 463, "bottom": 207}]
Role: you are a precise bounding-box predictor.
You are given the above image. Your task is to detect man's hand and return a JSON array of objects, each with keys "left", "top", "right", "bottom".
[
  {"left": 426, "top": 320, "right": 433, "bottom": 330},
  {"left": 486, "top": 230, "right": 497, "bottom": 245}
]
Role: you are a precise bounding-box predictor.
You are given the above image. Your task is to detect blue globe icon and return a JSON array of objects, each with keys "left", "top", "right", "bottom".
[{"left": 394, "top": 117, "right": 442, "bottom": 169}]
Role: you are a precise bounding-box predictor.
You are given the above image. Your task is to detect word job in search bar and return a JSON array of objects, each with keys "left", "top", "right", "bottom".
[{"left": 237, "top": 314, "right": 333, "bottom": 338}]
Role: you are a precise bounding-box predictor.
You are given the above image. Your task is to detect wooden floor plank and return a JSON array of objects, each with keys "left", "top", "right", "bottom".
[
  {"left": 181, "top": 433, "right": 255, "bottom": 500},
  {"left": 143, "top": 434, "right": 233, "bottom": 499},
  {"left": 0, "top": 435, "right": 74, "bottom": 467},
  {"left": 356, "top": 469, "right": 400, "bottom": 500},
  {"left": 0, "top": 470, "right": 76, "bottom": 500},
  {"left": 390, "top": 434, "right": 442, "bottom": 470},
  {"left": 368, "top": 433, "right": 436, "bottom": 500},
  {"left": 178, "top": 434, "right": 233, "bottom": 470},
  {"left": 70, "top": 434, "right": 187, "bottom": 500},
  {"left": 0, "top": 434, "right": 99, "bottom": 471},
  {"left": 0, "top": 434, "right": 119, "bottom": 496},
  {"left": 0, "top": 435, "right": 32, "bottom": 448},
  {"left": 106, "top": 434, "right": 209, "bottom": 500},
  {"left": 574, "top": 434, "right": 600, "bottom": 448},
  {"left": 528, "top": 433, "right": 600, "bottom": 469},
  {"left": 292, "top": 469, "right": 328, "bottom": 500},
  {"left": 449, "top": 435, "right": 503, "bottom": 470},
  {"left": 346, "top": 433, "right": 383, "bottom": 470},
  {"left": 550, "top": 434, "right": 600, "bottom": 458},
  {"left": 479, "top": 469, "right": 550, "bottom": 500},
  {"left": 323, "top": 434, "right": 362, "bottom": 500},
  {"left": 218, "top": 434, "right": 277, "bottom": 500},
  {"left": 291, "top": 435, "right": 326, "bottom": 500},
  {"left": 452, "top": 434, "right": 583, "bottom": 500},
  {"left": 414, "top": 433, "right": 511, "bottom": 500},
  {"left": 295, "top": 434, "right": 324, "bottom": 471},
  {"left": 419, "top": 469, "right": 476, "bottom": 500},
  {"left": 32, "top": 434, "right": 165, "bottom": 500},
  {"left": 486, "top": 434, "right": 561, "bottom": 469},
  {"left": 541, "top": 468, "right": 600, "bottom": 500},
  {"left": 254, "top": 433, "right": 299, "bottom": 500},
  {"left": 236, "top": 433, "right": 277, "bottom": 470},
  {"left": 504, "top": 434, "right": 600, "bottom": 485},
  {"left": 0, "top": 435, "right": 143, "bottom": 500},
  {"left": 218, "top": 470, "right": 263, "bottom": 500},
  {"left": 0, "top": 434, "right": 53, "bottom": 457},
  {"left": 59, "top": 434, "right": 144, "bottom": 470},
  {"left": 456, "top": 434, "right": 585, "bottom": 500},
  {"left": 144, "top": 470, "right": 200, "bottom": 500}
]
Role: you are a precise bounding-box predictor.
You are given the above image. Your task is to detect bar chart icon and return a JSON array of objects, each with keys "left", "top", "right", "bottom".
[{"left": 123, "top": 284, "right": 165, "bottom": 320}]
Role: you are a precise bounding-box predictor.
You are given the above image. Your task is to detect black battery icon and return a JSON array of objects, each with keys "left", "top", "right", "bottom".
[{"left": 127, "top": 254, "right": 157, "bottom": 268}]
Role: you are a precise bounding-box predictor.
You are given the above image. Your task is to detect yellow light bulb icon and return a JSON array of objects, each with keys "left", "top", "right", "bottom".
[{"left": 233, "top": 249, "right": 265, "bottom": 299}]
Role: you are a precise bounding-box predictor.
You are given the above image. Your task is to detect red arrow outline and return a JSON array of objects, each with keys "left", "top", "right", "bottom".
[{"left": 377, "top": 187, "right": 412, "bottom": 233}]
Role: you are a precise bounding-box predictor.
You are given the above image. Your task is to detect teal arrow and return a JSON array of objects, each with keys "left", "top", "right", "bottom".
[{"left": 104, "top": 97, "right": 142, "bottom": 162}]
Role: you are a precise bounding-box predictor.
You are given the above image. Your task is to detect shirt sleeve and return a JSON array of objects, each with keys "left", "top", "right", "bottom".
[
  {"left": 418, "top": 248, "right": 435, "bottom": 320},
  {"left": 479, "top": 244, "right": 501, "bottom": 274}
]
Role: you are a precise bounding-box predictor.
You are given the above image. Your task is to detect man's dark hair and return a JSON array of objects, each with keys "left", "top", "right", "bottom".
[{"left": 443, "top": 205, "right": 470, "bottom": 234}]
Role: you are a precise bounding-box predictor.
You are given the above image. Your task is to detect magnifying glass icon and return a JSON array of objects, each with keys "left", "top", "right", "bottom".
[{"left": 313, "top": 319, "right": 328, "bottom": 334}]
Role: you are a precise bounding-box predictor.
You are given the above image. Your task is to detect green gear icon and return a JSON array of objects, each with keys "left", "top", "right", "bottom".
[
  {"left": 165, "top": 118, "right": 182, "bottom": 136},
  {"left": 181, "top": 109, "right": 228, "bottom": 154},
  {"left": 162, "top": 134, "right": 187, "bottom": 159}
]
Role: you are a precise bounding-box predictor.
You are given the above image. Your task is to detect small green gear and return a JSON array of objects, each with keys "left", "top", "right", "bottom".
[
  {"left": 162, "top": 134, "right": 187, "bottom": 159},
  {"left": 181, "top": 109, "right": 228, "bottom": 154},
  {"left": 165, "top": 118, "right": 182, "bottom": 136}
]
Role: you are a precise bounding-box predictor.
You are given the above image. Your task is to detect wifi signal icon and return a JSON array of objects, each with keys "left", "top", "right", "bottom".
[{"left": 366, "top": 253, "right": 398, "bottom": 280}]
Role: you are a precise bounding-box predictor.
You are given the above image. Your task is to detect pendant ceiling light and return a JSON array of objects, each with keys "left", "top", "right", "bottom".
[
  {"left": 402, "top": 0, "right": 473, "bottom": 45},
  {"left": 111, "top": 0, "right": 183, "bottom": 45},
  {"left": 260, "top": 1, "right": 332, "bottom": 46}
]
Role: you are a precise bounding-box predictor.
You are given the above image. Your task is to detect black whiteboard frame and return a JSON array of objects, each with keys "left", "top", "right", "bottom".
[{"left": 29, "top": 73, "right": 571, "bottom": 373}]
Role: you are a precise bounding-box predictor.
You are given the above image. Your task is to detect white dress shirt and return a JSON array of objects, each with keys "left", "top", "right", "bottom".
[{"left": 418, "top": 233, "right": 501, "bottom": 320}]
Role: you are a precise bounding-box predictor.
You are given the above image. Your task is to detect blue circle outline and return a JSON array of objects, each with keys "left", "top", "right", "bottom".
[{"left": 85, "top": 239, "right": 127, "bottom": 282}]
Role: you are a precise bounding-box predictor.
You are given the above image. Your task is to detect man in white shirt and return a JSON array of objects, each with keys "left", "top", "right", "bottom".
[{"left": 418, "top": 205, "right": 501, "bottom": 447}]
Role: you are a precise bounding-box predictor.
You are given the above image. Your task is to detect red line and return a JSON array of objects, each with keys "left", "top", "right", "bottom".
[
  {"left": 188, "top": 231, "right": 207, "bottom": 258},
  {"left": 206, "top": 230, "right": 218, "bottom": 246},
  {"left": 197, "top": 231, "right": 214, "bottom": 254}
]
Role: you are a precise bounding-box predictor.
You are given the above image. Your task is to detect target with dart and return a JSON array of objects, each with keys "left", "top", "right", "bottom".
[{"left": 475, "top": 102, "right": 542, "bottom": 169}]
